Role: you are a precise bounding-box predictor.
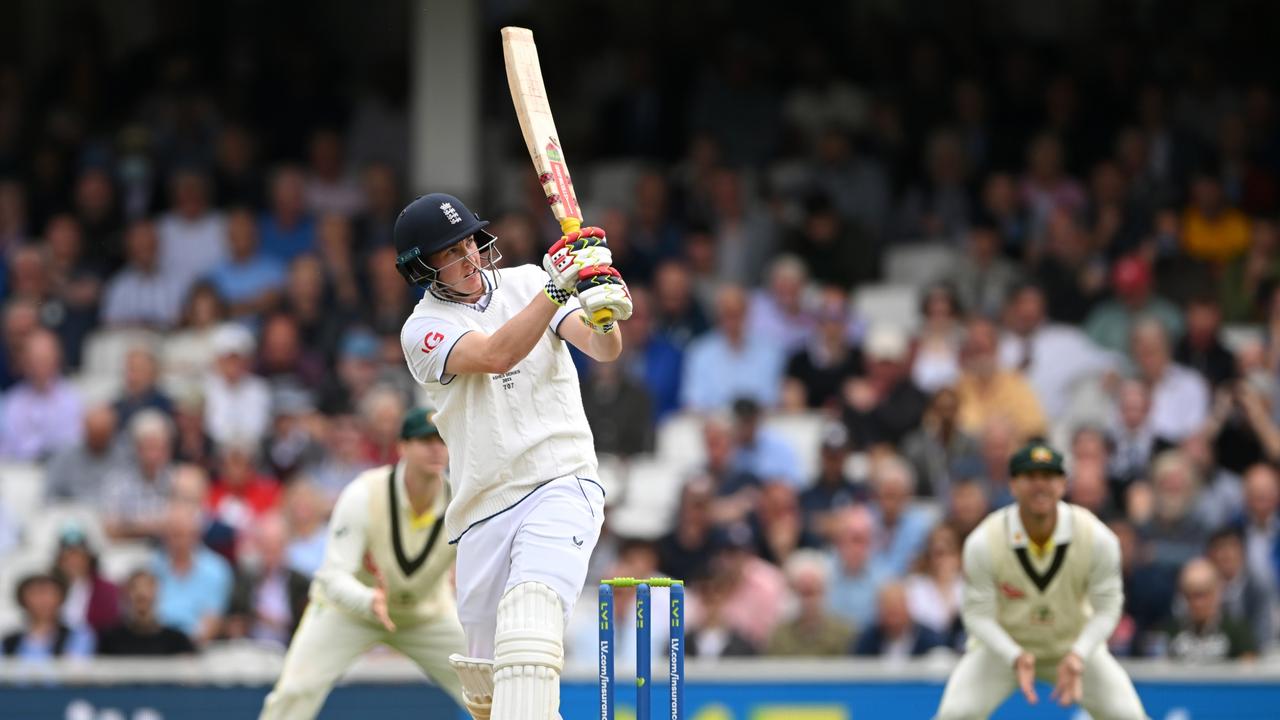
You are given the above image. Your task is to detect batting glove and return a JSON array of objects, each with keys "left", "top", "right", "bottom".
[
  {"left": 542, "top": 226, "right": 613, "bottom": 293},
  {"left": 576, "top": 265, "right": 633, "bottom": 327}
]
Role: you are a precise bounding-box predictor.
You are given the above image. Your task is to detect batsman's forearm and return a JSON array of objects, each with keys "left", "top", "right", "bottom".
[
  {"left": 482, "top": 293, "right": 560, "bottom": 372},
  {"left": 587, "top": 324, "right": 623, "bottom": 362}
]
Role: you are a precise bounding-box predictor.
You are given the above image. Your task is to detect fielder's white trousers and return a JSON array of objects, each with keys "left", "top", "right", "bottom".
[
  {"left": 259, "top": 600, "right": 467, "bottom": 719},
  {"left": 455, "top": 474, "right": 606, "bottom": 659},
  {"left": 934, "top": 644, "right": 1148, "bottom": 720}
]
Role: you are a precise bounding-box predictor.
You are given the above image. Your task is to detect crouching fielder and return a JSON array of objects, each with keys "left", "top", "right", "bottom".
[
  {"left": 934, "top": 442, "right": 1147, "bottom": 720},
  {"left": 260, "top": 408, "right": 466, "bottom": 719},
  {"left": 394, "top": 194, "right": 630, "bottom": 719}
]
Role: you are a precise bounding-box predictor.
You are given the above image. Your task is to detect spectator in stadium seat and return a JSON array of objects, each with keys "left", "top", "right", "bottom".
[
  {"left": 766, "top": 549, "right": 854, "bottom": 657},
  {"left": 998, "top": 283, "right": 1118, "bottom": 417},
  {"left": 162, "top": 281, "right": 229, "bottom": 391},
  {"left": 0, "top": 329, "right": 83, "bottom": 461},
  {"left": 307, "top": 414, "right": 376, "bottom": 502},
  {"left": 977, "top": 172, "right": 1029, "bottom": 258},
  {"left": 746, "top": 255, "right": 815, "bottom": 356},
  {"left": 749, "top": 482, "right": 820, "bottom": 567},
  {"left": 896, "top": 128, "right": 974, "bottom": 244},
  {"left": 911, "top": 284, "right": 965, "bottom": 394},
  {"left": 581, "top": 357, "right": 655, "bottom": 457},
  {"left": 101, "top": 410, "right": 177, "bottom": 540},
  {"left": 1182, "top": 171, "right": 1251, "bottom": 266},
  {"left": 842, "top": 323, "right": 928, "bottom": 447},
  {"left": 650, "top": 258, "right": 711, "bottom": 349},
  {"left": 203, "top": 323, "right": 271, "bottom": 446},
  {"left": 1205, "top": 526, "right": 1274, "bottom": 652},
  {"left": 825, "top": 506, "right": 891, "bottom": 630},
  {"left": 362, "top": 245, "right": 413, "bottom": 333},
  {"left": 1176, "top": 295, "right": 1236, "bottom": 388},
  {"left": 52, "top": 526, "right": 119, "bottom": 634},
  {"left": 902, "top": 388, "right": 980, "bottom": 500},
  {"left": 1109, "top": 380, "right": 1167, "bottom": 490},
  {"left": 316, "top": 328, "right": 383, "bottom": 416},
  {"left": 687, "top": 536, "right": 773, "bottom": 655},
  {"left": 784, "top": 192, "right": 874, "bottom": 291},
  {"left": 1, "top": 573, "right": 95, "bottom": 661},
  {"left": 657, "top": 481, "right": 720, "bottom": 584},
  {"left": 1179, "top": 430, "right": 1245, "bottom": 531},
  {"left": 904, "top": 524, "right": 964, "bottom": 648},
  {"left": 1110, "top": 519, "right": 1176, "bottom": 641},
  {"left": 1068, "top": 448, "right": 1121, "bottom": 522},
  {"left": 1144, "top": 558, "right": 1256, "bottom": 661},
  {"left": 1129, "top": 319, "right": 1209, "bottom": 442},
  {"left": 1219, "top": 218, "right": 1280, "bottom": 323},
  {"left": 1019, "top": 132, "right": 1086, "bottom": 239},
  {"left": 852, "top": 581, "right": 947, "bottom": 659},
  {"left": 282, "top": 480, "right": 329, "bottom": 578},
  {"left": 972, "top": 417, "right": 1017, "bottom": 507},
  {"left": 615, "top": 287, "right": 683, "bottom": 422},
  {"left": 867, "top": 455, "right": 934, "bottom": 576},
  {"left": 0, "top": 298, "right": 40, "bottom": 391},
  {"left": 43, "top": 214, "right": 104, "bottom": 366},
  {"left": 101, "top": 220, "right": 187, "bottom": 330},
  {"left": 256, "top": 312, "right": 327, "bottom": 393},
  {"left": 276, "top": 254, "right": 351, "bottom": 365},
  {"left": 156, "top": 169, "right": 229, "bottom": 299},
  {"left": 172, "top": 390, "right": 216, "bottom": 471},
  {"left": 1137, "top": 451, "right": 1211, "bottom": 570},
  {"left": 954, "top": 316, "right": 1046, "bottom": 443},
  {"left": 784, "top": 290, "right": 861, "bottom": 411},
  {"left": 316, "top": 213, "right": 362, "bottom": 309},
  {"left": 113, "top": 345, "right": 175, "bottom": 428},
  {"left": 207, "top": 208, "right": 287, "bottom": 320},
  {"left": 153, "top": 501, "right": 233, "bottom": 645},
  {"left": 225, "top": 513, "right": 309, "bottom": 647},
  {"left": 948, "top": 221, "right": 1020, "bottom": 319},
  {"left": 46, "top": 404, "right": 125, "bottom": 501},
  {"left": 262, "top": 386, "right": 325, "bottom": 480},
  {"left": 681, "top": 284, "right": 785, "bottom": 411},
  {"left": 213, "top": 124, "right": 265, "bottom": 209},
  {"left": 729, "top": 397, "right": 803, "bottom": 489},
  {"left": 207, "top": 438, "right": 281, "bottom": 534},
  {"left": 358, "top": 385, "right": 405, "bottom": 466},
  {"left": 1237, "top": 464, "right": 1280, "bottom": 605},
  {"left": 258, "top": 165, "right": 317, "bottom": 263},
  {"left": 706, "top": 167, "right": 778, "bottom": 288},
  {"left": 945, "top": 478, "right": 990, "bottom": 542},
  {"left": 1029, "top": 206, "right": 1106, "bottom": 324},
  {"left": 799, "top": 424, "right": 866, "bottom": 540},
  {"left": 351, "top": 162, "right": 402, "bottom": 257},
  {"left": 98, "top": 569, "right": 197, "bottom": 656},
  {"left": 304, "top": 128, "right": 365, "bottom": 217},
  {"left": 1086, "top": 255, "right": 1184, "bottom": 354},
  {"left": 1205, "top": 370, "right": 1280, "bottom": 476}
]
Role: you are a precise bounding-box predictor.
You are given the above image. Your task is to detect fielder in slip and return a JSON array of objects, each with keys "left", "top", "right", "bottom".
[
  {"left": 394, "top": 193, "right": 631, "bottom": 719},
  {"left": 934, "top": 442, "right": 1148, "bottom": 720},
  {"left": 260, "top": 408, "right": 466, "bottom": 719}
]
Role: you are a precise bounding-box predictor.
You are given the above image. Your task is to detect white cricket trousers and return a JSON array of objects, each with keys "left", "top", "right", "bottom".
[
  {"left": 259, "top": 600, "right": 467, "bottom": 719},
  {"left": 455, "top": 474, "right": 606, "bottom": 658},
  {"left": 934, "top": 644, "right": 1147, "bottom": 720}
]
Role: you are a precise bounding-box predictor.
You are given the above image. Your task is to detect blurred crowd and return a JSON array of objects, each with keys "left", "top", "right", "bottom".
[{"left": 2, "top": 4, "right": 1280, "bottom": 670}]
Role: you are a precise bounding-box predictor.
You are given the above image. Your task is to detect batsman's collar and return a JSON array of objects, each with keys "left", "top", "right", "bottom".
[
  {"left": 401, "top": 407, "right": 441, "bottom": 440},
  {"left": 1009, "top": 441, "right": 1065, "bottom": 476}
]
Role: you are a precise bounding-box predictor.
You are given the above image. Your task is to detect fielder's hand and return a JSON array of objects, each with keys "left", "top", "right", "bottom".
[
  {"left": 543, "top": 226, "right": 612, "bottom": 293},
  {"left": 1051, "top": 651, "right": 1084, "bottom": 707},
  {"left": 576, "top": 265, "right": 633, "bottom": 331},
  {"left": 1014, "top": 652, "right": 1038, "bottom": 705},
  {"left": 370, "top": 565, "right": 397, "bottom": 632}
]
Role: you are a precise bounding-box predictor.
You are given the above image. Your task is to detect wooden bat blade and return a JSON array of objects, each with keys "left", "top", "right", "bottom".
[{"left": 501, "top": 26, "right": 581, "bottom": 232}]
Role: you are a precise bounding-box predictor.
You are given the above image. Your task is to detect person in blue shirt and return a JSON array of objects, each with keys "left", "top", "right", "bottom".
[
  {"left": 1, "top": 573, "right": 95, "bottom": 660},
  {"left": 152, "top": 501, "right": 233, "bottom": 645},
  {"left": 681, "top": 284, "right": 785, "bottom": 411},
  {"left": 730, "top": 397, "right": 805, "bottom": 488},
  {"left": 258, "top": 167, "right": 317, "bottom": 263},
  {"left": 207, "top": 207, "right": 287, "bottom": 319}
]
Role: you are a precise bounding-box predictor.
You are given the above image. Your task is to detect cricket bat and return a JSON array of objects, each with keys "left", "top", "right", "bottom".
[{"left": 501, "top": 26, "right": 613, "bottom": 325}]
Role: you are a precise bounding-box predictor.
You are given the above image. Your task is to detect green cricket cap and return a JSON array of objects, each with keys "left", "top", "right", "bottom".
[
  {"left": 1009, "top": 441, "right": 1065, "bottom": 476},
  {"left": 400, "top": 407, "right": 441, "bottom": 440}
]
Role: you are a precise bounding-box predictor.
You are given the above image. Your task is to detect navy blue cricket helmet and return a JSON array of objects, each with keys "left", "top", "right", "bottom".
[{"left": 393, "top": 193, "right": 499, "bottom": 288}]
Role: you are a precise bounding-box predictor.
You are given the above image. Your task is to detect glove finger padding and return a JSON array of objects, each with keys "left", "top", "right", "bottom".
[
  {"left": 542, "top": 228, "right": 613, "bottom": 293},
  {"left": 576, "top": 266, "right": 633, "bottom": 322}
]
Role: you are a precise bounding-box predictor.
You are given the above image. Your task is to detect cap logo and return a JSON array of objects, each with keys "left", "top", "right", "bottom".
[
  {"left": 1031, "top": 447, "right": 1053, "bottom": 462},
  {"left": 440, "top": 202, "right": 462, "bottom": 225}
]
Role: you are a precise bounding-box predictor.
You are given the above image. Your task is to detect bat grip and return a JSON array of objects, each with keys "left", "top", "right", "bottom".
[{"left": 558, "top": 216, "right": 615, "bottom": 326}]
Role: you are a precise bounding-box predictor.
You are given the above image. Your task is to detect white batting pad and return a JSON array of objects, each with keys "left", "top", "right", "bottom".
[
  {"left": 449, "top": 654, "right": 494, "bottom": 720},
  {"left": 490, "top": 581, "right": 564, "bottom": 719}
]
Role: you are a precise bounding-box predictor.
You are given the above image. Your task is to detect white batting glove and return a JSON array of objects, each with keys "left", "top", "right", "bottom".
[
  {"left": 542, "top": 227, "right": 613, "bottom": 293},
  {"left": 577, "top": 266, "right": 633, "bottom": 329}
]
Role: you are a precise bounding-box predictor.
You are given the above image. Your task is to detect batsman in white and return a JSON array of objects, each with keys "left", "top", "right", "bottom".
[
  {"left": 393, "top": 193, "right": 631, "bottom": 719},
  {"left": 259, "top": 407, "right": 466, "bottom": 718},
  {"left": 934, "top": 441, "right": 1147, "bottom": 720}
]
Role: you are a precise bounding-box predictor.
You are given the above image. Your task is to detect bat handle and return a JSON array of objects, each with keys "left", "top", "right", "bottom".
[{"left": 558, "top": 216, "right": 615, "bottom": 326}]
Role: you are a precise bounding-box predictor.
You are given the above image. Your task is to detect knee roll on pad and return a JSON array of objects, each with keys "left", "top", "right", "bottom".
[
  {"left": 449, "top": 654, "right": 494, "bottom": 720},
  {"left": 491, "top": 582, "right": 564, "bottom": 719}
]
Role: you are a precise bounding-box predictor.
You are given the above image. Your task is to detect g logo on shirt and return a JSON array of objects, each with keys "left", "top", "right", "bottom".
[{"left": 421, "top": 332, "right": 445, "bottom": 353}]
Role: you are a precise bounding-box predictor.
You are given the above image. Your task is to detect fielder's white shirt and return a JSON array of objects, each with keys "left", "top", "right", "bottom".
[
  {"left": 961, "top": 502, "right": 1123, "bottom": 664},
  {"left": 399, "top": 264, "right": 598, "bottom": 542},
  {"left": 311, "top": 462, "right": 455, "bottom": 625}
]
